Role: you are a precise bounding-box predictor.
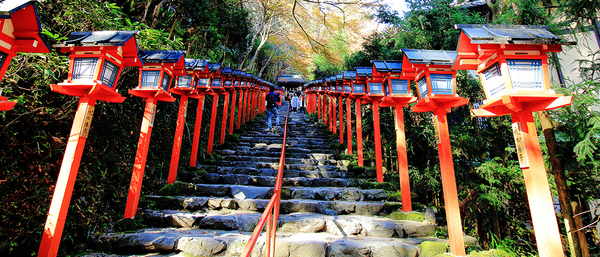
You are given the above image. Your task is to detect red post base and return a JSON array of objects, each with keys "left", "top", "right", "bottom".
[
  {"left": 189, "top": 94, "right": 206, "bottom": 168},
  {"left": 168, "top": 95, "right": 189, "bottom": 184},
  {"left": 38, "top": 96, "right": 97, "bottom": 257},
  {"left": 433, "top": 108, "right": 466, "bottom": 256},
  {"left": 125, "top": 99, "right": 158, "bottom": 218}
]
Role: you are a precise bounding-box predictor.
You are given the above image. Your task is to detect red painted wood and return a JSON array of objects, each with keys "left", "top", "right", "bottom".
[
  {"left": 207, "top": 94, "right": 219, "bottom": 154},
  {"left": 125, "top": 98, "right": 158, "bottom": 218},
  {"left": 355, "top": 101, "right": 364, "bottom": 167},
  {"left": 373, "top": 101, "right": 383, "bottom": 182},
  {"left": 236, "top": 90, "right": 243, "bottom": 128},
  {"left": 229, "top": 91, "right": 237, "bottom": 134},
  {"left": 394, "top": 105, "right": 411, "bottom": 211},
  {"left": 339, "top": 96, "right": 344, "bottom": 143},
  {"left": 189, "top": 94, "right": 205, "bottom": 167},
  {"left": 346, "top": 98, "right": 352, "bottom": 154},
  {"left": 168, "top": 95, "right": 189, "bottom": 184},
  {"left": 220, "top": 92, "right": 229, "bottom": 145}
]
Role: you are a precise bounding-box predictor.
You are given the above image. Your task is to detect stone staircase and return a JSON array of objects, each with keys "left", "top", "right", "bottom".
[{"left": 86, "top": 102, "right": 447, "bottom": 257}]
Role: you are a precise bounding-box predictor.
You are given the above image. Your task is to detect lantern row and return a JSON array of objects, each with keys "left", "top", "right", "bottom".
[
  {"left": 36, "top": 30, "right": 280, "bottom": 257},
  {"left": 303, "top": 24, "right": 574, "bottom": 257}
]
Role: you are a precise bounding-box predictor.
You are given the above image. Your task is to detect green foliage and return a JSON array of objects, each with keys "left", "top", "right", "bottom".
[
  {"left": 388, "top": 212, "right": 425, "bottom": 222},
  {"left": 114, "top": 218, "right": 145, "bottom": 232},
  {"left": 158, "top": 182, "right": 193, "bottom": 196},
  {"left": 420, "top": 241, "right": 448, "bottom": 257}
]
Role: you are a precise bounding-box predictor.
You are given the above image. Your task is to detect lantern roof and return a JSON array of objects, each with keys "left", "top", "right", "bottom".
[
  {"left": 336, "top": 74, "right": 343, "bottom": 81},
  {"left": 371, "top": 60, "right": 402, "bottom": 73},
  {"left": 0, "top": 0, "right": 50, "bottom": 53},
  {"left": 355, "top": 67, "right": 372, "bottom": 77},
  {"left": 208, "top": 62, "right": 221, "bottom": 72},
  {"left": 221, "top": 67, "right": 233, "bottom": 76},
  {"left": 56, "top": 31, "right": 142, "bottom": 66},
  {"left": 401, "top": 49, "right": 457, "bottom": 66},
  {"left": 325, "top": 77, "right": 331, "bottom": 83},
  {"left": 343, "top": 71, "right": 356, "bottom": 80},
  {"left": 232, "top": 69, "right": 242, "bottom": 77},
  {"left": 139, "top": 50, "right": 185, "bottom": 64},
  {"left": 184, "top": 58, "right": 208, "bottom": 70},
  {"left": 454, "top": 24, "right": 575, "bottom": 45}
]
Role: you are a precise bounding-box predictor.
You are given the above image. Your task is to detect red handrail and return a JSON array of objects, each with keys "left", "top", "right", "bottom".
[{"left": 241, "top": 104, "right": 290, "bottom": 257}]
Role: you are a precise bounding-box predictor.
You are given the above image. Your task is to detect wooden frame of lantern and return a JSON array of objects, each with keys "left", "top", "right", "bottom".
[
  {"left": 39, "top": 30, "right": 142, "bottom": 257},
  {"left": 454, "top": 24, "right": 577, "bottom": 257},
  {"left": 168, "top": 59, "right": 208, "bottom": 185},
  {"left": 188, "top": 60, "right": 211, "bottom": 169},
  {"left": 0, "top": 0, "right": 51, "bottom": 110},
  {"left": 205, "top": 62, "right": 222, "bottom": 154},
  {"left": 373, "top": 60, "right": 416, "bottom": 211},
  {"left": 402, "top": 48, "right": 468, "bottom": 256},
  {"left": 124, "top": 50, "right": 184, "bottom": 219}
]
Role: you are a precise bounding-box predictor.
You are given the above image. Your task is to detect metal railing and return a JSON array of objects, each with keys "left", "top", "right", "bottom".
[{"left": 241, "top": 104, "right": 291, "bottom": 257}]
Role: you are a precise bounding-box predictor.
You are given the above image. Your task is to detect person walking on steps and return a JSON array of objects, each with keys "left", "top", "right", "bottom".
[
  {"left": 291, "top": 92, "right": 299, "bottom": 113},
  {"left": 299, "top": 92, "right": 306, "bottom": 114},
  {"left": 265, "top": 86, "right": 280, "bottom": 133}
]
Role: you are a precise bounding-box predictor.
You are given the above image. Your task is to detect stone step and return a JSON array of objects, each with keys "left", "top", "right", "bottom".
[
  {"left": 186, "top": 166, "right": 352, "bottom": 179},
  {"left": 188, "top": 172, "right": 355, "bottom": 188},
  {"left": 215, "top": 148, "right": 337, "bottom": 159},
  {"left": 158, "top": 183, "right": 388, "bottom": 201},
  {"left": 221, "top": 156, "right": 339, "bottom": 166},
  {"left": 200, "top": 160, "right": 344, "bottom": 173},
  {"left": 90, "top": 229, "right": 448, "bottom": 257},
  {"left": 145, "top": 196, "right": 402, "bottom": 216},
  {"left": 138, "top": 211, "right": 435, "bottom": 240}
]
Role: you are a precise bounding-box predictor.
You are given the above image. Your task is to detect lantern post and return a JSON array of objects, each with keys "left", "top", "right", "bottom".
[
  {"left": 360, "top": 66, "right": 388, "bottom": 182},
  {"left": 402, "top": 49, "right": 469, "bottom": 256},
  {"left": 336, "top": 74, "right": 344, "bottom": 143},
  {"left": 218, "top": 67, "right": 233, "bottom": 144},
  {"left": 454, "top": 24, "right": 576, "bottom": 257},
  {"left": 327, "top": 76, "right": 337, "bottom": 134},
  {"left": 39, "top": 31, "right": 141, "bottom": 257},
  {"left": 125, "top": 50, "right": 184, "bottom": 218},
  {"left": 206, "top": 62, "right": 222, "bottom": 154},
  {"left": 0, "top": 0, "right": 51, "bottom": 110},
  {"left": 188, "top": 60, "right": 211, "bottom": 168},
  {"left": 235, "top": 71, "right": 247, "bottom": 129},
  {"left": 228, "top": 70, "right": 241, "bottom": 134},
  {"left": 342, "top": 71, "right": 355, "bottom": 154},
  {"left": 352, "top": 68, "right": 368, "bottom": 167},
  {"left": 374, "top": 60, "right": 417, "bottom": 211}
]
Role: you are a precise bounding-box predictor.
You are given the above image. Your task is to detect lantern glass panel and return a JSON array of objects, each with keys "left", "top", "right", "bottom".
[
  {"left": 141, "top": 70, "right": 160, "bottom": 88},
  {"left": 418, "top": 77, "right": 428, "bottom": 98},
  {"left": 234, "top": 81, "right": 239, "bottom": 86},
  {"left": 431, "top": 74, "right": 453, "bottom": 95},
  {"left": 369, "top": 82, "right": 382, "bottom": 94},
  {"left": 0, "top": 52, "right": 7, "bottom": 68},
  {"left": 224, "top": 80, "right": 232, "bottom": 87},
  {"left": 337, "top": 85, "right": 342, "bottom": 92},
  {"left": 197, "top": 78, "right": 210, "bottom": 87},
  {"left": 483, "top": 63, "right": 505, "bottom": 98},
  {"left": 344, "top": 84, "right": 351, "bottom": 92},
  {"left": 507, "top": 59, "right": 543, "bottom": 91},
  {"left": 177, "top": 75, "right": 193, "bottom": 88},
  {"left": 73, "top": 58, "right": 99, "bottom": 81},
  {"left": 99, "top": 60, "right": 119, "bottom": 88},
  {"left": 212, "top": 78, "right": 222, "bottom": 88},
  {"left": 353, "top": 84, "right": 364, "bottom": 94},
  {"left": 384, "top": 81, "right": 390, "bottom": 96},
  {"left": 161, "top": 73, "right": 172, "bottom": 91},
  {"left": 391, "top": 79, "right": 408, "bottom": 95}
]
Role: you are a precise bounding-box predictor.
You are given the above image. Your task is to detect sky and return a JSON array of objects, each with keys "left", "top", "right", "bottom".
[{"left": 382, "top": 0, "right": 410, "bottom": 16}]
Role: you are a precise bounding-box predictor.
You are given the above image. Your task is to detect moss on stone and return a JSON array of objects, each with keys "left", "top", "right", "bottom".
[
  {"left": 468, "top": 249, "right": 511, "bottom": 257},
  {"left": 158, "top": 181, "right": 193, "bottom": 195},
  {"left": 420, "top": 241, "right": 447, "bottom": 257},
  {"left": 115, "top": 218, "right": 145, "bottom": 232},
  {"left": 388, "top": 211, "right": 425, "bottom": 222}
]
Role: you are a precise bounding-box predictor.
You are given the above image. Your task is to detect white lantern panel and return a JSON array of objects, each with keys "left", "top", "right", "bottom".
[
  {"left": 99, "top": 60, "right": 119, "bottom": 88},
  {"left": 418, "top": 77, "right": 428, "bottom": 98},
  {"left": 391, "top": 79, "right": 408, "bottom": 95},
  {"left": 431, "top": 74, "right": 453, "bottom": 95},
  {"left": 73, "top": 58, "right": 98, "bottom": 81},
  {"left": 353, "top": 84, "right": 364, "bottom": 94},
  {"left": 197, "top": 78, "right": 210, "bottom": 88},
  {"left": 141, "top": 70, "right": 160, "bottom": 88},
  {"left": 507, "top": 59, "right": 543, "bottom": 91},
  {"left": 177, "top": 75, "right": 193, "bottom": 88},
  {"left": 368, "top": 82, "right": 382, "bottom": 94},
  {"left": 212, "top": 78, "right": 222, "bottom": 88},
  {"left": 483, "top": 63, "right": 505, "bottom": 98}
]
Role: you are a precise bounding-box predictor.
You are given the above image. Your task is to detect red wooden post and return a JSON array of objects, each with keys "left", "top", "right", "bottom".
[
  {"left": 206, "top": 93, "right": 219, "bottom": 154},
  {"left": 237, "top": 89, "right": 244, "bottom": 128},
  {"left": 38, "top": 96, "right": 96, "bottom": 257},
  {"left": 372, "top": 101, "right": 383, "bottom": 182},
  {"left": 346, "top": 99, "right": 353, "bottom": 154},
  {"left": 355, "top": 100, "right": 364, "bottom": 167},
  {"left": 394, "top": 105, "right": 411, "bottom": 211},
  {"left": 189, "top": 94, "right": 205, "bottom": 167},
  {"left": 339, "top": 96, "right": 344, "bottom": 143},
  {"left": 333, "top": 97, "right": 337, "bottom": 134},
  {"left": 434, "top": 108, "right": 466, "bottom": 256},
  {"left": 124, "top": 99, "right": 158, "bottom": 218},
  {"left": 168, "top": 95, "right": 188, "bottom": 184},
  {"left": 220, "top": 92, "right": 229, "bottom": 144},
  {"left": 229, "top": 90, "right": 237, "bottom": 134}
]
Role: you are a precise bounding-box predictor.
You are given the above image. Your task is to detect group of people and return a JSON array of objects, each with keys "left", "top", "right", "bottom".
[{"left": 265, "top": 87, "right": 307, "bottom": 133}]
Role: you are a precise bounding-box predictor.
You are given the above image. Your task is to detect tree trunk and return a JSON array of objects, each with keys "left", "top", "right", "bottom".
[
  {"left": 150, "top": 0, "right": 164, "bottom": 29},
  {"left": 538, "top": 110, "right": 585, "bottom": 257}
]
